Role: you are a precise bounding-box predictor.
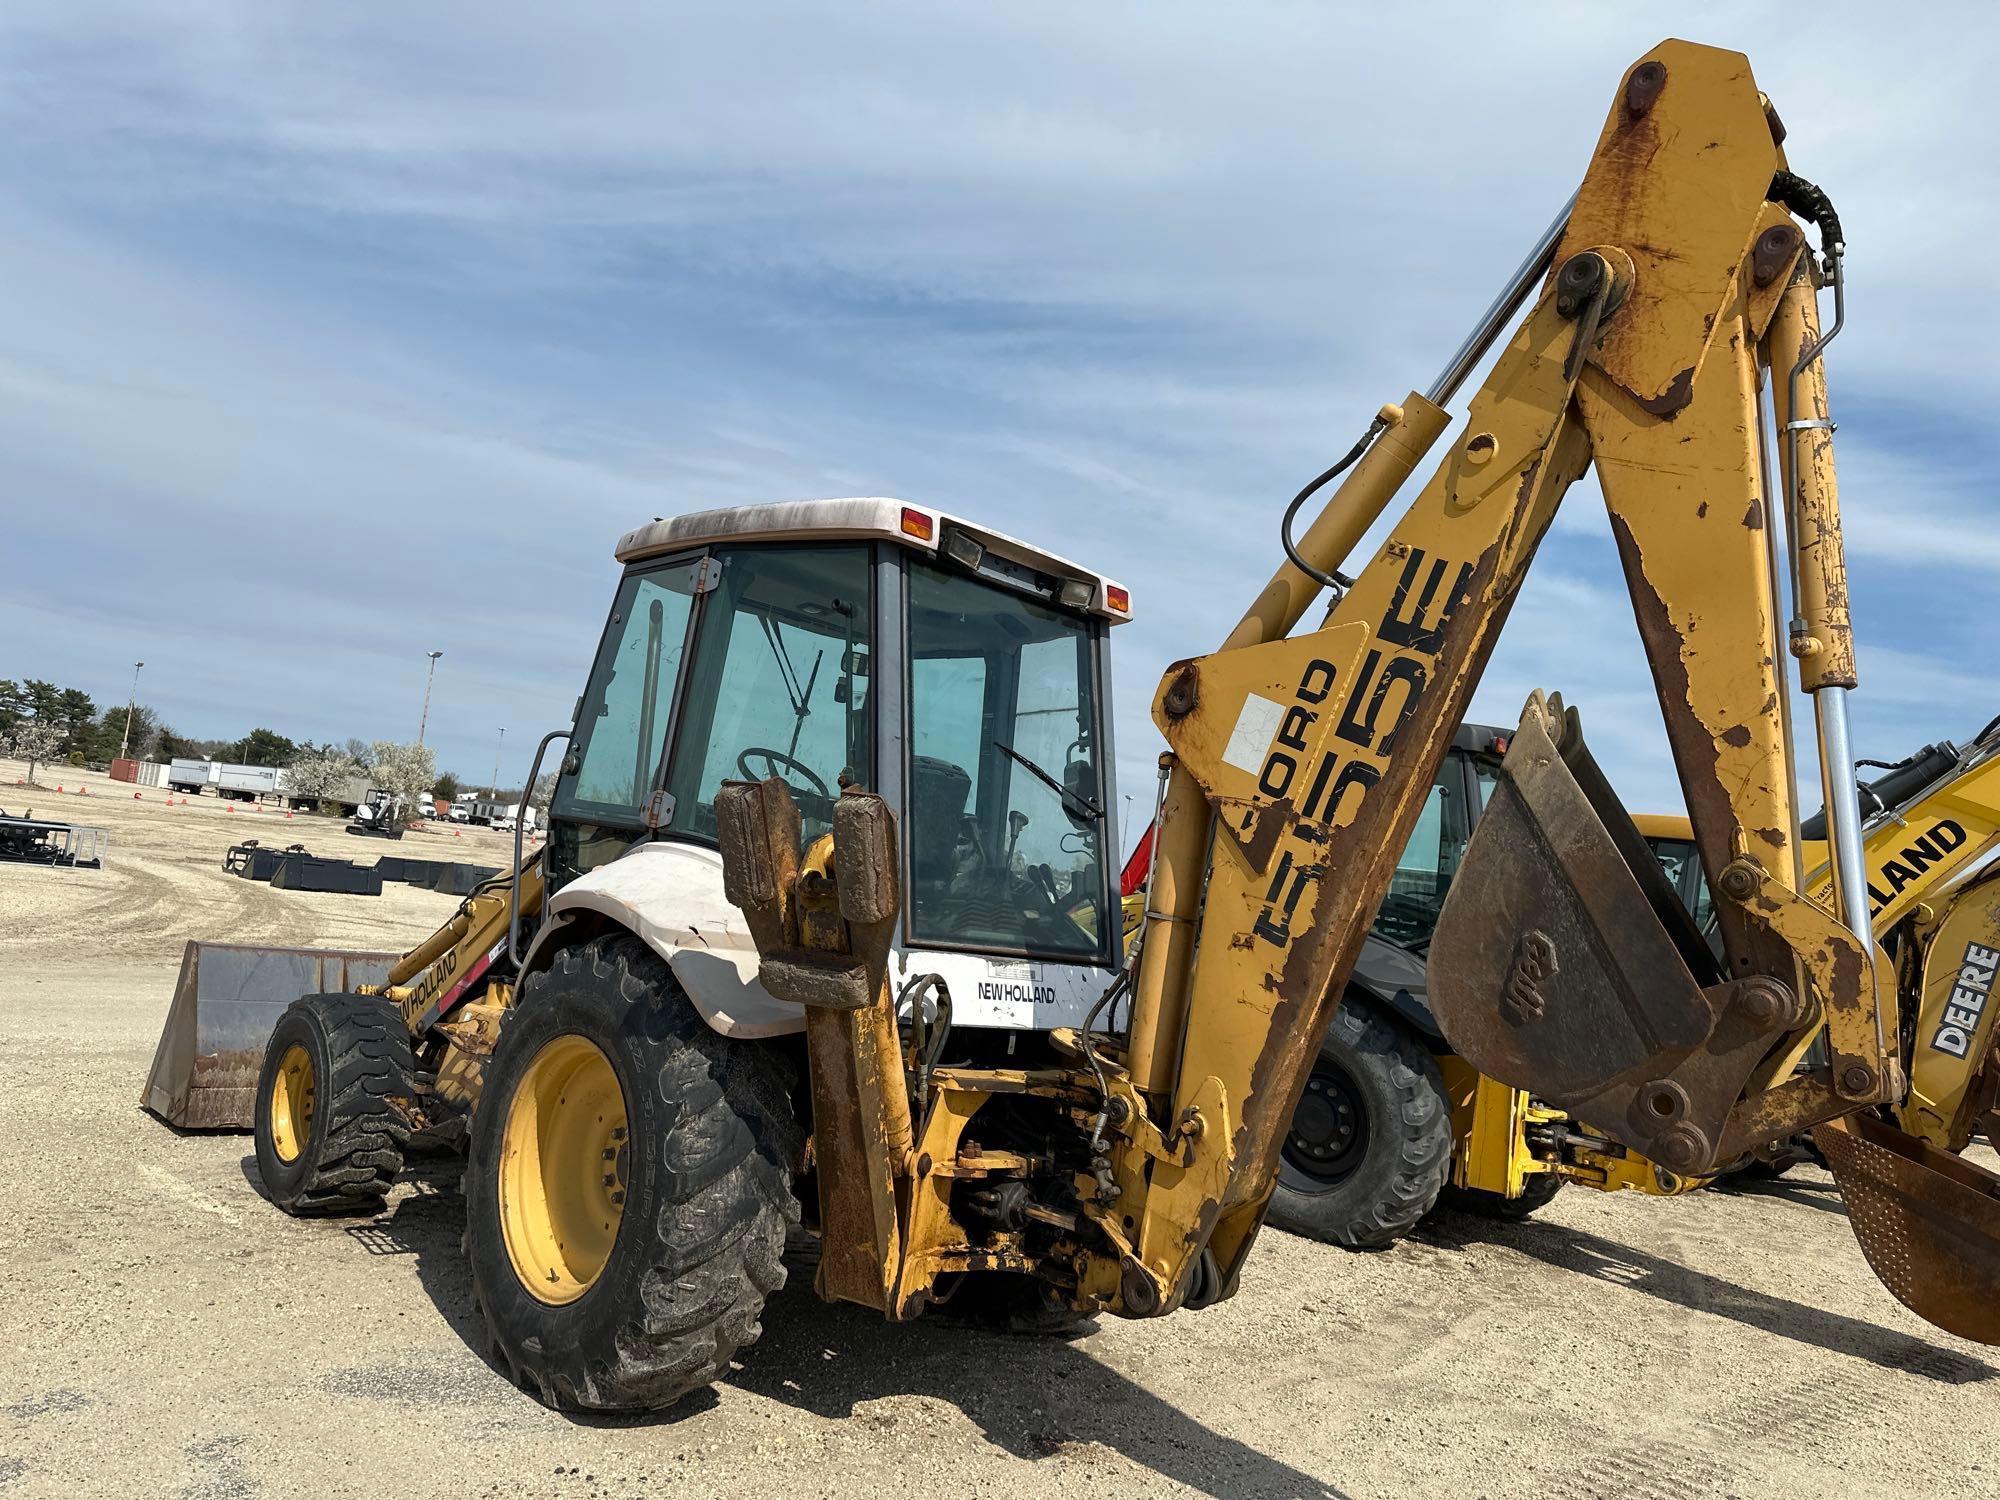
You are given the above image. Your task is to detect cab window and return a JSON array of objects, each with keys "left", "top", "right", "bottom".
[
  {"left": 549, "top": 557, "right": 703, "bottom": 877},
  {"left": 665, "top": 544, "right": 873, "bottom": 844},
  {"left": 905, "top": 557, "right": 1108, "bottom": 962},
  {"left": 1373, "top": 774, "right": 1472, "bottom": 949}
]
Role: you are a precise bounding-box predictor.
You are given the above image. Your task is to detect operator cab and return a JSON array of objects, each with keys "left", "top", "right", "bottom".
[{"left": 545, "top": 498, "right": 1132, "bottom": 1032}]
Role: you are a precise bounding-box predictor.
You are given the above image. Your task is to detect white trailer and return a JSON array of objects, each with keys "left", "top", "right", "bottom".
[
  {"left": 167, "top": 758, "right": 221, "bottom": 795},
  {"left": 215, "top": 764, "right": 290, "bottom": 803}
]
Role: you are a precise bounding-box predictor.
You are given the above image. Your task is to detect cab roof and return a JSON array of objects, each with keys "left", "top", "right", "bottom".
[{"left": 615, "top": 498, "right": 1132, "bottom": 624}]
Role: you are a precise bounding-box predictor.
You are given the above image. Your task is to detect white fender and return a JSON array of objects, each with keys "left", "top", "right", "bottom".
[
  {"left": 529, "top": 841, "right": 806, "bottom": 1039},
  {"left": 528, "top": 840, "right": 1121, "bottom": 1036}
]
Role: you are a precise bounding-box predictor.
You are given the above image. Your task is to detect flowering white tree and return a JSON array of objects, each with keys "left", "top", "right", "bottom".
[
  {"left": 370, "top": 741, "right": 437, "bottom": 821},
  {"left": 288, "top": 748, "right": 362, "bottom": 807},
  {"left": 5, "top": 719, "right": 64, "bottom": 787}
]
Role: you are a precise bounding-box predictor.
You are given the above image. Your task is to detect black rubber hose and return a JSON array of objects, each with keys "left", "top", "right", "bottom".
[
  {"left": 1280, "top": 417, "right": 1387, "bottom": 595},
  {"left": 1768, "top": 169, "right": 1845, "bottom": 256}
]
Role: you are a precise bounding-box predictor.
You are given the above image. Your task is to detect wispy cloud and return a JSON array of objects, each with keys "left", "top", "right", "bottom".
[{"left": 0, "top": 3, "right": 1992, "bottom": 817}]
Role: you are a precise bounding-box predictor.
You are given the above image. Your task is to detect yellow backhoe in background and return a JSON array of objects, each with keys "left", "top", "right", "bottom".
[
  {"left": 142, "top": 40, "right": 2000, "bottom": 1414},
  {"left": 1118, "top": 732, "right": 1701, "bottom": 1248}
]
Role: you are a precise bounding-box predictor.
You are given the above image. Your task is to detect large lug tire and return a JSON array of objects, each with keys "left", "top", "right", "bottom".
[
  {"left": 463, "top": 934, "right": 802, "bottom": 1413},
  {"left": 1267, "top": 998, "right": 1451, "bottom": 1248},
  {"left": 252, "top": 993, "right": 415, "bottom": 1215},
  {"left": 1441, "top": 1170, "right": 1564, "bottom": 1221}
]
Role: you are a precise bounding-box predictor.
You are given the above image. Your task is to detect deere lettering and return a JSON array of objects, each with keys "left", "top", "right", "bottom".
[
  {"left": 1252, "top": 547, "right": 1473, "bottom": 948},
  {"left": 1864, "top": 818, "right": 1969, "bottom": 915},
  {"left": 1931, "top": 941, "right": 1998, "bottom": 1059}
]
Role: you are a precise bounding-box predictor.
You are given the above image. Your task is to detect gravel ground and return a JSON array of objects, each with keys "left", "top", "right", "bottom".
[{"left": 3, "top": 761, "right": 1997, "bottom": 1498}]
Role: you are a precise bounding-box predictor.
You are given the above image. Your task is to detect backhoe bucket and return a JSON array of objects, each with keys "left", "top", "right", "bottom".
[
  {"left": 1815, "top": 1112, "right": 2000, "bottom": 1345},
  {"left": 1429, "top": 694, "right": 1733, "bottom": 1168},
  {"left": 142, "top": 941, "right": 398, "bottom": 1129}
]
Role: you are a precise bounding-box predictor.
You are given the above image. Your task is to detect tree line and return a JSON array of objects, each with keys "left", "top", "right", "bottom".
[{"left": 0, "top": 675, "right": 551, "bottom": 808}]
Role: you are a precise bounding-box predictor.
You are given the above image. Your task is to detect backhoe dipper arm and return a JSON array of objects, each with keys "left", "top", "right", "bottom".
[{"left": 1117, "top": 41, "right": 1887, "bottom": 1311}]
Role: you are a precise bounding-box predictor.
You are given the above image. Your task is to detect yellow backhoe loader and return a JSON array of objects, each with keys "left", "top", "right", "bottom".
[{"left": 144, "top": 40, "right": 2000, "bottom": 1412}]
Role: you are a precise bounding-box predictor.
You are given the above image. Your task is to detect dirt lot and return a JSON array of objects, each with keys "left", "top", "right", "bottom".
[{"left": 2, "top": 760, "right": 1996, "bottom": 1498}]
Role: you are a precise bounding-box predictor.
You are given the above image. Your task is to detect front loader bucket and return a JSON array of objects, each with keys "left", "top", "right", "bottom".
[
  {"left": 142, "top": 940, "right": 398, "bottom": 1129},
  {"left": 1815, "top": 1112, "right": 2000, "bottom": 1345}
]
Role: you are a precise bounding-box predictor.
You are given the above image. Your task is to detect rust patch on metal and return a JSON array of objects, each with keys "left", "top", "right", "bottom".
[
  {"left": 1606, "top": 512, "right": 1787, "bottom": 983},
  {"left": 1632, "top": 366, "right": 1695, "bottom": 418},
  {"left": 1514, "top": 457, "right": 1543, "bottom": 508},
  {"left": 1742, "top": 498, "right": 1764, "bottom": 530},
  {"left": 1231, "top": 797, "right": 1297, "bottom": 875},
  {"left": 1823, "top": 938, "right": 1863, "bottom": 1014},
  {"left": 1754, "top": 826, "right": 1785, "bottom": 849},
  {"left": 1719, "top": 724, "right": 1752, "bottom": 748},
  {"left": 1624, "top": 59, "right": 1667, "bottom": 118}
]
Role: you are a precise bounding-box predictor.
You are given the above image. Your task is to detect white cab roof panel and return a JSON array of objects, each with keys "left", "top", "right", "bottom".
[{"left": 615, "top": 498, "right": 1131, "bottom": 623}]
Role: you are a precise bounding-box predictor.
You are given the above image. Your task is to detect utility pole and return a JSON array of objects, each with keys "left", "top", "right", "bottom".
[
  {"left": 491, "top": 726, "right": 505, "bottom": 797},
  {"left": 119, "top": 661, "right": 145, "bottom": 760},
  {"left": 417, "top": 650, "right": 443, "bottom": 747}
]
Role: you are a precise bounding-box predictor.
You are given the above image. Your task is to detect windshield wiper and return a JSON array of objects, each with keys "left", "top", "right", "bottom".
[{"left": 992, "top": 741, "right": 1102, "bottom": 822}]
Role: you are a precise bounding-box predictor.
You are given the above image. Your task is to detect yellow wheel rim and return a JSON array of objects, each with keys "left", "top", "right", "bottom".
[
  {"left": 269, "top": 1043, "right": 315, "bottom": 1163},
  {"left": 499, "top": 1034, "right": 629, "bottom": 1306}
]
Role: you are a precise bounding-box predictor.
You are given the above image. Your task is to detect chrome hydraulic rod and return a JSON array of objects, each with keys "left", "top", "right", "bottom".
[
  {"left": 1423, "top": 193, "right": 1576, "bottom": 407},
  {"left": 1814, "top": 684, "right": 1873, "bottom": 948}
]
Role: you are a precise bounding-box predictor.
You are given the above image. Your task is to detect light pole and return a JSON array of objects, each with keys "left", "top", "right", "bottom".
[
  {"left": 417, "top": 650, "right": 443, "bottom": 747},
  {"left": 491, "top": 726, "right": 505, "bottom": 798},
  {"left": 119, "top": 661, "right": 145, "bottom": 760}
]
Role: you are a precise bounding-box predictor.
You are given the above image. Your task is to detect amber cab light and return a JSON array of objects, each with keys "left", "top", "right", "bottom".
[
  {"left": 1106, "top": 584, "right": 1131, "bottom": 614},
  {"left": 900, "top": 507, "right": 935, "bottom": 542}
]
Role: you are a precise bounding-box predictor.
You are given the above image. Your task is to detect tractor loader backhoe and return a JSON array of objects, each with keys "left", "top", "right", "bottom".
[
  {"left": 717, "top": 39, "right": 2000, "bottom": 1368},
  {"left": 149, "top": 39, "right": 2000, "bottom": 1416}
]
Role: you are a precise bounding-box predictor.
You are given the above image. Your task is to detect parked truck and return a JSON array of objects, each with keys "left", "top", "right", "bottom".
[{"left": 490, "top": 803, "right": 537, "bottom": 835}]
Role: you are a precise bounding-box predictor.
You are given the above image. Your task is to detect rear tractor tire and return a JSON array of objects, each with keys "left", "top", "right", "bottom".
[
  {"left": 463, "top": 934, "right": 802, "bottom": 1413},
  {"left": 1267, "top": 998, "right": 1452, "bottom": 1248},
  {"left": 253, "top": 993, "right": 416, "bottom": 1215}
]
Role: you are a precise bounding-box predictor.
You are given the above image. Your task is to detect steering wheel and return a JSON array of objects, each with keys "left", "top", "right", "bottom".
[{"left": 737, "top": 747, "right": 832, "bottom": 799}]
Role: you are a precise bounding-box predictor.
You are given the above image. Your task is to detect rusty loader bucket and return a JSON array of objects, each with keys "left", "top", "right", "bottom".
[
  {"left": 1815, "top": 1112, "right": 2000, "bottom": 1344},
  {"left": 142, "top": 941, "right": 398, "bottom": 1129}
]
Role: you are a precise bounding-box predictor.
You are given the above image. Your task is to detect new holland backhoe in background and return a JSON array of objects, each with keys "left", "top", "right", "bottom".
[
  {"left": 142, "top": 40, "right": 2000, "bottom": 1413},
  {"left": 1264, "top": 715, "right": 2000, "bottom": 1247}
]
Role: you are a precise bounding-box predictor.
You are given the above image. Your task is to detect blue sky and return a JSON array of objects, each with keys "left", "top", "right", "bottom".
[{"left": 1, "top": 5, "right": 1994, "bottom": 826}]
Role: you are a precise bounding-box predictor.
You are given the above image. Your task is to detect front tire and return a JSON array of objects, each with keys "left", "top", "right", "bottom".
[
  {"left": 252, "top": 994, "right": 414, "bottom": 1215},
  {"left": 1267, "top": 999, "right": 1451, "bottom": 1248},
  {"left": 463, "top": 935, "right": 801, "bottom": 1413}
]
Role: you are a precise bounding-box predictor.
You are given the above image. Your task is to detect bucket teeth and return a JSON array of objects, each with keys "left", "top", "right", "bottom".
[{"left": 1815, "top": 1111, "right": 2000, "bottom": 1345}]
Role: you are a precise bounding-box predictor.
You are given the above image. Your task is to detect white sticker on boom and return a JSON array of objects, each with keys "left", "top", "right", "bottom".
[{"left": 1222, "top": 693, "right": 1286, "bottom": 775}]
